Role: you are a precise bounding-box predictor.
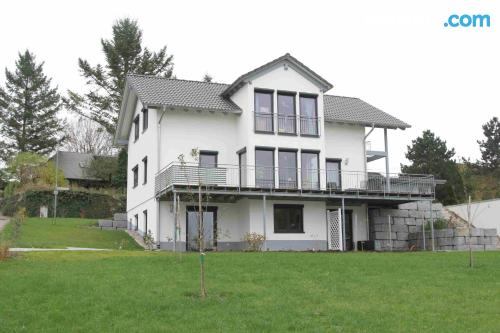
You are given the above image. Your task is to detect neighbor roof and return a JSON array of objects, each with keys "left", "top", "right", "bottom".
[
  {"left": 127, "top": 74, "right": 241, "bottom": 113},
  {"left": 323, "top": 95, "right": 411, "bottom": 129},
  {"left": 50, "top": 151, "right": 116, "bottom": 181},
  {"left": 221, "top": 53, "right": 333, "bottom": 97}
]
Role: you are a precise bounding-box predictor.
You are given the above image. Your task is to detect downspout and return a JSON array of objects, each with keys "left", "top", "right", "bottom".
[{"left": 156, "top": 106, "right": 167, "bottom": 248}]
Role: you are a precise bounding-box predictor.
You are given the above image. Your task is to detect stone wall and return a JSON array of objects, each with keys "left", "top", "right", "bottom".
[
  {"left": 409, "top": 228, "right": 498, "bottom": 251},
  {"left": 370, "top": 201, "right": 443, "bottom": 251},
  {"left": 370, "top": 201, "right": 498, "bottom": 251}
]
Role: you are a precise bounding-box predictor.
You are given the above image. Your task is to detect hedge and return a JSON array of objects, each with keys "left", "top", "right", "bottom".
[{"left": 0, "top": 189, "right": 126, "bottom": 219}]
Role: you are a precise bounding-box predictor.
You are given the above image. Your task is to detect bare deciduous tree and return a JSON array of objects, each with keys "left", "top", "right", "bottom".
[{"left": 64, "top": 117, "right": 115, "bottom": 156}]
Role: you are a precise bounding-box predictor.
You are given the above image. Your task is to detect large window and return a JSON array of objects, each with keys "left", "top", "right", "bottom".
[
  {"left": 133, "top": 115, "right": 140, "bottom": 141},
  {"left": 254, "top": 90, "right": 274, "bottom": 132},
  {"left": 142, "top": 108, "right": 148, "bottom": 131},
  {"left": 278, "top": 150, "right": 297, "bottom": 189},
  {"left": 301, "top": 151, "right": 319, "bottom": 190},
  {"left": 299, "top": 95, "right": 318, "bottom": 136},
  {"left": 142, "top": 157, "right": 148, "bottom": 184},
  {"left": 274, "top": 204, "right": 304, "bottom": 233},
  {"left": 277, "top": 93, "right": 296, "bottom": 134},
  {"left": 132, "top": 165, "right": 138, "bottom": 188},
  {"left": 326, "top": 159, "right": 341, "bottom": 190},
  {"left": 255, "top": 148, "right": 274, "bottom": 188}
]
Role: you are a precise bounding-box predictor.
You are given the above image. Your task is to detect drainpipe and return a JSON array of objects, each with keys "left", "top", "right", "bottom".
[
  {"left": 384, "top": 128, "right": 390, "bottom": 192},
  {"left": 263, "top": 195, "right": 267, "bottom": 251},
  {"left": 156, "top": 106, "right": 167, "bottom": 249}
]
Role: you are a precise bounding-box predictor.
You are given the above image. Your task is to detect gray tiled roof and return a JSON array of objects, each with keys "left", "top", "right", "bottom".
[
  {"left": 324, "top": 95, "right": 410, "bottom": 129},
  {"left": 127, "top": 75, "right": 241, "bottom": 113}
]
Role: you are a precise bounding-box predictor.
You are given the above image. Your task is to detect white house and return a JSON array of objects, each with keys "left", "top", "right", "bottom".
[{"left": 114, "top": 53, "right": 436, "bottom": 251}]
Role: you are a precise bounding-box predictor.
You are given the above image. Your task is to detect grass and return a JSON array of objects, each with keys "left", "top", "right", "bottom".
[
  {"left": 1, "top": 250, "right": 500, "bottom": 332},
  {"left": 0, "top": 217, "right": 142, "bottom": 250}
]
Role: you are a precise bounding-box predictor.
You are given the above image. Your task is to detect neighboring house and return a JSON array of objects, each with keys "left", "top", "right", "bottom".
[
  {"left": 447, "top": 198, "right": 500, "bottom": 235},
  {"left": 50, "top": 151, "right": 114, "bottom": 188},
  {"left": 114, "top": 53, "right": 437, "bottom": 251}
]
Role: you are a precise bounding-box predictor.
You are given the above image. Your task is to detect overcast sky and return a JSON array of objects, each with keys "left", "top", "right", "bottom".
[{"left": 1, "top": 0, "right": 498, "bottom": 173}]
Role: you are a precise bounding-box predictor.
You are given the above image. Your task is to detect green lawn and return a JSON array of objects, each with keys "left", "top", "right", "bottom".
[
  {"left": 0, "top": 217, "right": 142, "bottom": 250},
  {"left": 1, "top": 251, "right": 499, "bottom": 332}
]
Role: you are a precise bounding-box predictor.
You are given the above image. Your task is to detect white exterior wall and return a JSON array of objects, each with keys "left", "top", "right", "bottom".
[
  {"left": 126, "top": 100, "right": 159, "bottom": 238},
  {"left": 159, "top": 110, "right": 240, "bottom": 167},
  {"left": 324, "top": 123, "right": 367, "bottom": 190},
  {"left": 447, "top": 199, "right": 500, "bottom": 235}
]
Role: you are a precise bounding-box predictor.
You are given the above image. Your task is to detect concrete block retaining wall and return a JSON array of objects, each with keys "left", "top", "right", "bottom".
[
  {"left": 409, "top": 228, "right": 498, "bottom": 251},
  {"left": 369, "top": 202, "right": 498, "bottom": 251},
  {"left": 370, "top": 202, "right": 443, "bottom": 251}
]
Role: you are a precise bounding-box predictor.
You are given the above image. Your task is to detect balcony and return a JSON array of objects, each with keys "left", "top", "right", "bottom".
[
  {"left": 254, "top": 112, "right": 320, "bottom": 136},
  {"left": 155, "top": 162, "right": 435, "bottom": 199}
]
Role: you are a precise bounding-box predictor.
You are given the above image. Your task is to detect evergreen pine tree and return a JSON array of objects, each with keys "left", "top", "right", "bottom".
[
  {"left": 0, "top": 50, "right": 65, "bottom": 162},
  {"left": 66, "top": 18, "right": 174, "bottom": 135},
  {"left": 401, "top": 130, "right": 465, "bottom": 205},
  {"left": 477, "top": 117, "right": 500, "bottom": 170}
]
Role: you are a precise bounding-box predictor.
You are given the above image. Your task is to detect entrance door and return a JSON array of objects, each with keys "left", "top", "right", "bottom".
[
  {"left": 186, "top": 206, "right": 217, "bottom": 251},
  {"left": 344, "top": 211, "right": 353, "bottom": 251}
]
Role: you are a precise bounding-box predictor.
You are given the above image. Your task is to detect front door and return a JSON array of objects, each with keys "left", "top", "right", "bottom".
[
  {"left": 186, "top": 206, "right": 217, "bottom": 251},
  {"left": 344, "top": 211, "right": 353, "bottom": 251}
]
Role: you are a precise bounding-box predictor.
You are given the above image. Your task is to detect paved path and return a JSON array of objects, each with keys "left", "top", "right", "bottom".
[
  {"left": 126, "top": 230, "right": 147, "bottom": 249},
  {"left": 9, "top": 247, "right": 111, "bottom": 252},
  {"left": 0, "top": 215, "right": 9, "bottom": 233}
]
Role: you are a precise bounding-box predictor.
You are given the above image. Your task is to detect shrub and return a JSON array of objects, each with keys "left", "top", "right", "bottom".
[
  {"left": 425, "top": 218, "right": 449, "bottom": 230},
  {"left": 0, "top": 244, "right": 10, "bottom": 261},
  {"left": 243, "top": 232, "right": 266, "bottom": 252},
  {"left": 143, "top": 230, "right": 155, "bottom": 250}
]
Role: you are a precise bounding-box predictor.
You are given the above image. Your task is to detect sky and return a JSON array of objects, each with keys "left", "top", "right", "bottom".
[{"left": 0, "top": 0, "right": 499, "bottom": 173}]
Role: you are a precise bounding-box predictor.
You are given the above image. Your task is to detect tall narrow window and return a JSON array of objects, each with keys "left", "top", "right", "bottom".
[
  {"left": 199, "top": 151, "right": 218, "bottom": 185},
  {"left": 254, "top": 90, "right": 273, "bottom": 132},
  {"left": 134, "top": 214, "right": 139, "bottom": 231},
  {"left": 142, "top": 108, "right": 148, "bottom": 131},
  {"left": 238, "top": 149, "right": 247, "bottom": 187},
  {"left": 143, "top": 210, "right": 148, "bottom": 234},
  {"left": 132, "top": 165, "right": 139, "bottom": 188},
  {"left": 142, "top": 157, "right": 148, "bottom": 184},
  {"left": 278, "top": 150, "right": 297, "bottom": 189},
  {"left": 255, "top": 148, "right": 274, "bottom": 188},
  {"left": 301, "top": 151, "right": 319, "bottom": 190},
  {"left": 277, "top": 93, "right": 296, "bottom": 134},
  {"left": 133, "top": 115, "right": 140, "bottom": 141},
  {"left": 326, "top": 159, "right": 341, "bottom": 190},
  {"left": 300, "top": 95, "right": 318, "bottom": 136}
]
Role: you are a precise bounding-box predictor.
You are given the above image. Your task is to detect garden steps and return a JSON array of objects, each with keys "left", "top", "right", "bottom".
[
  {"left": 98, "top": 213, "right": 127, "bottom": 230},
  {"left": 126, "top": 230, "right": 147, "bottom": 249}
]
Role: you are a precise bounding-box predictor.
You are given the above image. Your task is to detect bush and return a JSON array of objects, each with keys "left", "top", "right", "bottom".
[
  {"left": 0, "top": 244, "right": 10, "bottom": 261},
  {"left": 1, "top": 189, "right": 125, "bottom": 219},
  {"left": 143, "top": 230, "right": 155, "bottom": 250},
  {"left": 243, "top": 232, "right": 266, "bottom": 252},
  {"left": 425, "top": 218, "right": 449, "bottom": 230}
]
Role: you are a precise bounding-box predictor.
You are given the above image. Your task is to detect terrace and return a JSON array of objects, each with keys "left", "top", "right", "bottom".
[{"left": 155, "top": 162, "right": 435, "bottom": 200}]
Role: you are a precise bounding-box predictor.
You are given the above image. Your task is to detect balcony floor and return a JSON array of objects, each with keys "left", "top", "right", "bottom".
[{"left": 157, "top": 184, "right": 434, "bottom": 204}]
